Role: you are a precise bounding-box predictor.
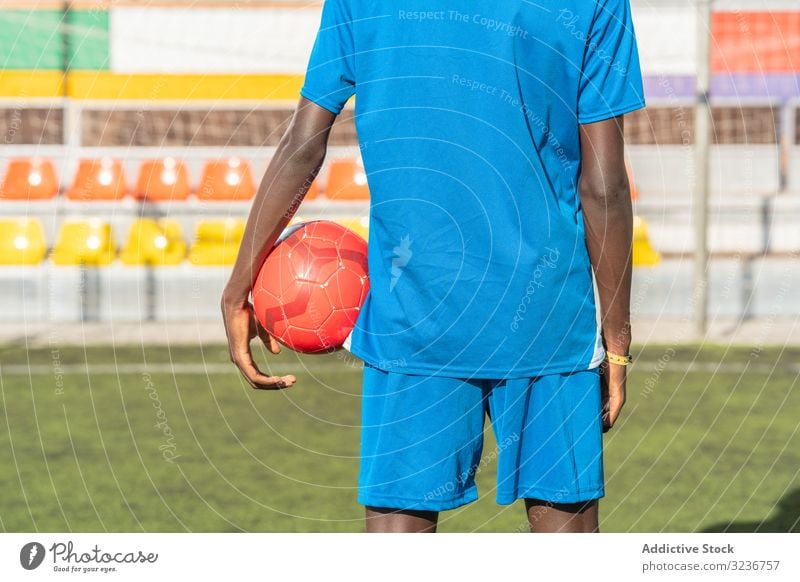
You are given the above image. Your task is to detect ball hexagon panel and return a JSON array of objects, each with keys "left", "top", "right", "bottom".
[
  {"left": 295, "top": 238, "right": 341, "bottom": 284},
  {"left": 324, "top": 267, "right": 368, "bottom": 312},
  {"left": 259, "top": 242, "right": 297, "bottom": 297}
]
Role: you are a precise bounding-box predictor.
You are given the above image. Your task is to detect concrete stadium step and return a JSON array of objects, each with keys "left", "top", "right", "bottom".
[{"left": 0, "top": 258, "right": 799, "bottom": 324}]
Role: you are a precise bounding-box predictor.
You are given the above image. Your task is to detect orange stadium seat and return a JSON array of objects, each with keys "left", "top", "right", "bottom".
[
  {"left": 304, "top": 178, "right": 320, "bottom": 200},
  {"left": 324, "top": 158, "right": 369, "bottom": 201},
  {"left": 197, "top": 158, "right": 256, "bottom": 201},
  {"left": 626, "top": 160, "right": 638, "bottom": 202},
  {"left": 0, "top": 158, "right": 59, "bottom": 200},
  {"left": 0, "top": 218, "right": 47, "bottom": 265},
  {"left": 67, "top": 158, "right": 127, "bottom": 201},
  {"left": 712, "top": 12, "right": 800, "bottom": 73},
  {"left": 135, "top": 158, "right": 190, "bottom": 201}
]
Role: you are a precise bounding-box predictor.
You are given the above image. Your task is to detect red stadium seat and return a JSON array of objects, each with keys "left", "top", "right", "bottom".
[
  {"left": 197, "top": 158, "right": 256, "bottom": 201},
  {"left": 0, "top": 158, "right": 59, "bottom": 200},
  {"left": 325, "top": 158, "right": 369, "bottom": 201},
  {"left": 67, "top": 158, "right": 127, "bottom": 201},
  {"left": 135, "top": 158, "right": 190, "bottom": 201}
]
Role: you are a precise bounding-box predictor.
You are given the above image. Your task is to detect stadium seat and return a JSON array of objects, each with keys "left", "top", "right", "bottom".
[
  {"left": 632, "top": 216, "right": 661, "bottom": 267},
  {"left": 305, "top": 178, "right": 320, "bottom": 200},
  {"left": 120, "top": 218, "right": 187, "bottom": 266},
  {"left": 336, "top": 217, "right": 369, "bottom": 240},
  {"left": 135, "top": 158, "right": 190, "bottom": 201},
  {"left": 188, "top": 219, "right": 245, "bottom": 266},
  {"left": 0, "top": 218, "right": 47, "bottom": 265},
  {"left": 626, "top": 160, "right": 639, "bottom": 202},
  {"left": 197, "top": 158, "right": 256, "bottom": 201},
  {"left": 51, "top": 219, "right": 116, "bottom": 266},
  {"left": 0, "top": 158, "right": 59, "bottom": 200},
  {"left": 67, "top": 158, "right": 127, "bottom": 201},
  {"left": 324, "top": 158, "right": 369, "bottom": 200}
]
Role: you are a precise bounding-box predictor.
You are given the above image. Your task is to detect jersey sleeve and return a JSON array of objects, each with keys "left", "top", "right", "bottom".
[
  {"left": 577, "top": 0, "right": 645, "bottom": 124},
  {"left": 300, "top": 0, "right": 356, "bottom": 115}
]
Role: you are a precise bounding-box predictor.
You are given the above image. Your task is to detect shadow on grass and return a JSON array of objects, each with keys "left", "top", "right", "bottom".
[{"left": 702, "top": 488, "right": 800, "bottom": 532}]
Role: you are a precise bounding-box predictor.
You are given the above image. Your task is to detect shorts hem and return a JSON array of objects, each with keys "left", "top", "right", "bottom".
[
  {"left": 358, "top": 488, "right": 478, "bottom": 512},
  {"left": 496, "top": 485, "right": 605, "bottom": 505}
]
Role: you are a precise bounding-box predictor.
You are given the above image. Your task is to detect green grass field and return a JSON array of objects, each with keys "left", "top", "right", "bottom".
[{"left": 0, "top": 342, "right": 798, "bottom": 533}]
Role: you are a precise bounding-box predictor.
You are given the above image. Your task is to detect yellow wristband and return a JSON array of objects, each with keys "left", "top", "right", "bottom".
[{"left": 605, "top": 351, "right": 633, "bottom": 366}]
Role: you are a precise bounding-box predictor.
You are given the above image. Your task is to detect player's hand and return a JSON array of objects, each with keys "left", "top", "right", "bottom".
[
  {"left": 221, "top": 295, "right": 296, "bottom": 390},
  {"left": 600, "top": 360, "right": 626, "bottom": 432}
]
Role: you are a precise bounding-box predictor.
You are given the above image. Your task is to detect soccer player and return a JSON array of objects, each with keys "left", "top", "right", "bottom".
[{"left": 222, "top": 0, "right": 644, "bottom": 533}]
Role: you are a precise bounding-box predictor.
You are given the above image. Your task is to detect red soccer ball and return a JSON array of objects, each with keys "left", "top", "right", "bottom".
[{"left": 252, "top": 220, "right": 369, "bottom": 353}]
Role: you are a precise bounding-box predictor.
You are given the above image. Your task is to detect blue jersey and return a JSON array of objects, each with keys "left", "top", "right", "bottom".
[{"left": 301, "top": 0, "right": 645, "bottom": 378}]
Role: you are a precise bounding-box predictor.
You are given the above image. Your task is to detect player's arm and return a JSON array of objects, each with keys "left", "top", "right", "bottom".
[
  {"left": 578, "top": 115, "right": 633, "bottom": 430},
  {"left": 221, "top": 97, "right": 337, "bottom": 390}
]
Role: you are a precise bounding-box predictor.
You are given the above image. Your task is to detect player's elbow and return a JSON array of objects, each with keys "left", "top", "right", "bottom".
[
  {"left": 578, "top": 174, "right": 631, "bottom": 210},
  {"left": 282, "top": 131, "right": 327, "bottom": 168},
  {"left": 280, "top": 117, "right": 328, "bottom": 169}
]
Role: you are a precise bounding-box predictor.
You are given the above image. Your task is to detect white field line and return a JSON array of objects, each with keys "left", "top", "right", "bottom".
[
  {"left": 0, "top": 361, "right": 798, "bottom": 376},
  {"left": 0, "top": 362, "right": 356, "bottom": 376}
]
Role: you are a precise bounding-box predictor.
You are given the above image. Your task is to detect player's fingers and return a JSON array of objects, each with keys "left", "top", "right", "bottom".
[
  {"left": 608, "top": 402, "right": 621, "bottom": 427},
  {"left": 250, "top": 372, "right": 295, "bottom": 390},
  {"left": 268, "top": 335, "right": 283, "bottom": 354},
  {"left": 255, "top": 323, "right": 281, "bottom": 354},
  {"left": 246, "top": 303, "right": 263, "bottom": 341},
  {"left": 602, "top": 412, "right": 612, "bottom": 433},
  {"left": 605, "top": 392, "right": 626, "bottom": 431},
  {"left": 600, "top": 364, "right": 612, "bottom": 431},
  {"left": 233, "top": 351, "right": 295, "bottom": 390},
  {"left": 247, "top": 372, "right": 296, "bottom": 390},
  {"left": 239, "top": 362, "right": 295, "bottom": 390}
]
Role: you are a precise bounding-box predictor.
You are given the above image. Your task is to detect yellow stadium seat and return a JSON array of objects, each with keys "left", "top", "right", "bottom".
[
  {"left": 0, "top": 218, "right": 47, "bottom": 265},
  {"left": 0, "top": 158, "right": 59, "bottom": 200},
  {"left": 188, "top": 219, "right": 245, "bottom": 266},
  {"left": 632, "top": 216, "right": 661, "bottom": 267},
  {"left": 120, "top": 218, "right": 187, "bottom": 266},
  {"left": 336, "top": 217, "right": 369, "bottom": 240},
  {"left": 51, "top": 219, "right": 115, "bottom": 266}
]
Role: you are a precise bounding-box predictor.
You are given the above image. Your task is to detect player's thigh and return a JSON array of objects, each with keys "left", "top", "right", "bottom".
[
  {"left": 488, "top": 368, "right": 604, "bottom": 505},
  {"left": 359, "top": 364, "right": 488, "bottom": 511}
]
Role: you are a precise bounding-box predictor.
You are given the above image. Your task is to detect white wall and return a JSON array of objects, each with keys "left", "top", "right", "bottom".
[
  {"left": 109, "top": 3, "right": 697, "bottom": 75},
  {"left": 110, "top": 7, "right": 321, "bottom": 74}
]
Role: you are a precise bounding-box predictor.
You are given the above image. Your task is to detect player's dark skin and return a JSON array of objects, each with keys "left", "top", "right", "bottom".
[{"left": 222, "top": 97, "right": 632, "bottom": 533}]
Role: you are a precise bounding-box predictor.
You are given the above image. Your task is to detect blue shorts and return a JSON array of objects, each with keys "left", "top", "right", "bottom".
[{"left": 358, "top": 364, "right": 604, "bottom": 511}]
